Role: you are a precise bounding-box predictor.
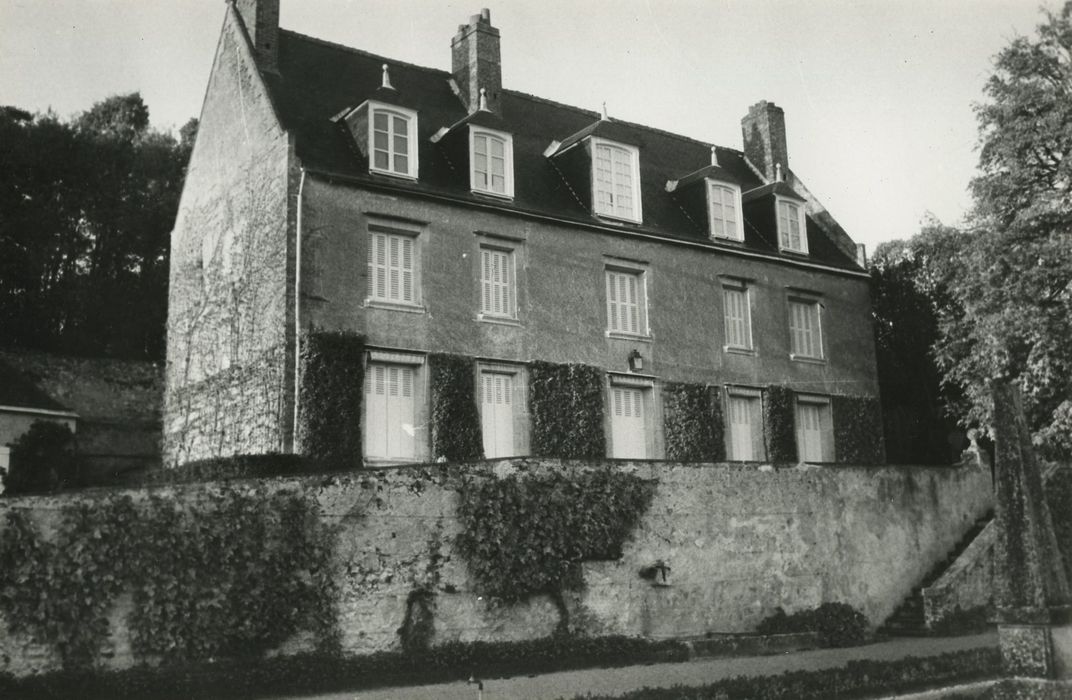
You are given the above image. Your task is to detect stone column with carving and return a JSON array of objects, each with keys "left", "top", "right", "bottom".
[{"left": 991, "top": 380, "right": 1072, "bottom": 678}]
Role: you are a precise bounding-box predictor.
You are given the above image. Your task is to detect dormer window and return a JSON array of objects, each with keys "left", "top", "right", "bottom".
[
  {"left": 592, "top": 138, "right": 641, "bottom": 223},
  {"left": 369, "top": 103, "right": 418, "bottom": 179},
  {"left": 470, "top": 127, "right": 514, "bottom": 198},
  {"left": 708, "top": 181, "right": 743, "bottom": 241},
  {"left": 777, "top": 197, "right": 807, "bottom": 253}
]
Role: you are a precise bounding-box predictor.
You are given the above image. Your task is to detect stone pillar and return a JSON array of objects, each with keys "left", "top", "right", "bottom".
[{"left": 991, "top": 380, "right": 1072, "bottom": 678}]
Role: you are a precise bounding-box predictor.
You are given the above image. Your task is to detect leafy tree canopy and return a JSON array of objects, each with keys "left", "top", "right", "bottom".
[{"left": 0, "top": 93, "right": 195, "bottom": 360}]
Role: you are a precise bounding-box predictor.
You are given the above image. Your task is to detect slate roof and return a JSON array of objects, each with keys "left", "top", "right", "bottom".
[
  {"left": 0, "top": 361, "right": 73, "bottom": 414},
  {"left": 266, "top": 30, "right": 861, "bottom": 272}
]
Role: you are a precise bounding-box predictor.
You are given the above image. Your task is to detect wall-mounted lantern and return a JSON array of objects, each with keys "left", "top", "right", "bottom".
[{"left": 628, "top": 349, "right": 644, "bottom": 372}]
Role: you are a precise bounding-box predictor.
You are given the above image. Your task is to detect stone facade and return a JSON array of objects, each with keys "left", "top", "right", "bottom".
[
  {"left": 163, "top": 6, "right": 293, "bottom": 465},
  {"left": 0, "top": 458, "right": 992, "bottom": 677}
]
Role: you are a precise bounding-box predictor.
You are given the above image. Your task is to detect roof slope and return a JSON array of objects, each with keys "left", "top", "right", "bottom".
[
  {"left": 266, "top": 30, "right": 860, "bottom": 271},
  {"left": 0, "top": 360, "right": 71, "bottom": 414}
]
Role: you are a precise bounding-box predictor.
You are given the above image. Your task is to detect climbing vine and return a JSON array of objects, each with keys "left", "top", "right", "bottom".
[
  {"left": 832, "top": 396, "right": 885, "bottom": 464},
  {"left": 455, "top": 467, "right": 654, "bottom": 607},
  {"left": 0, "top": 486, "right": 338, "bottom": 669},
  {"left": 764, "top": 385, "right": 798, "bottom": 462},
  {"left": 429, "top": 354, "right": 483, "bottom": 462},
  {"left": 297, "top": 330, "right": 365, "bottom": 469},
  {"left": 529, "top": 362, "right": 605, "bottom": 459},
  {"left": 662, "top": 383, "right": 724, "bottom": 462}
]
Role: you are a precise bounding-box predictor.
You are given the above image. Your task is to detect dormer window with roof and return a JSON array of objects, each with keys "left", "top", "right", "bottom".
[
  {"left": 369, "top": 103, "right": 418, "bottom": 179},
  {"left": 708, "top": 181, "right": 743, "bottom": 241},
  {"left": 777, "top": 196, "right": 807, "bottom": 253},
  {"left": 592, "top": 138, "right": 641, "bottom": 223},
  {"left": 470, "top": 126, "right": 513, "bottom": 198}
]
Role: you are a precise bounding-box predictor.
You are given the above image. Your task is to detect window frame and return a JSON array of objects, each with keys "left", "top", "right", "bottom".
[
  {"left": 368, "top": 102, "right": 419, "bottom": 180},
  {"left": 365, "top": 222, "right": 423, "bottom": 310},
  {"left": 795, "top": 393, "right": 835, "bottom": 463},
  {"left": 776, "top": 195, "right": 808, "bottom": 254},
  {"left": 469, "top": 126, "right": 514, "bottom": 199},
  {"left": 476, "top": 361, "right": 530, "bottom": 458},
  {"left": 607, "top": 373, "right": 657, "bottom": 460},
  {"left": 590, "top": 137, "right": 642, "bottom": 223},
  {"left": 721, "top": 281, "right": 754, "bottom": 354},
  {"left": 724, "top": 386, "right": 765, "bottom": 462},
  {"left": 707, "top": 180, "right": 744, "bottom": 242},
  {"left": 787, "top": 294, "right": 824, "bottom": 362},
  {"left": 478, "top": 243, "right": 517, "bottom": 321},
  {"left": 604, "top": 264, "right": 650, "bottom": 339},
  {"left": 363, "top": 351, "right": 427, "bottom": 464}
]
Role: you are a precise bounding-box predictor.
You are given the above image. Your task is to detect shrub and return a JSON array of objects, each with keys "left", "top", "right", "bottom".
[
  {"left": 455, "top": 468, "right": 654, "bottom": 604},
  {"left": 1045, "top": 465, "right": 1072, "bottom": 585},
  {"left": 764, "top": 385, "right": 797, "bottom": 462},
  {"left": 832, "top": 395, "right": 886, "bottom": 464},
  {"left": 429, "top": 354, "right": 483, "bottom": 461},
  {"left": 4, "top": 420, "right": 78, "bottom": 495},
  {"left": 529, "top": 362, "right": 605, "bottom": 459},
  {"left": 151, "top": 453, "right": 310, "bottom": 483},
  {"left": 756, "top": 602, "right": 869, "bottom": 647},
  {"left": 663, "top": 383, "right": 724, "bottom": 462},
  {"left": 297, "top": 331, "right": 365, "bottom": 469}
]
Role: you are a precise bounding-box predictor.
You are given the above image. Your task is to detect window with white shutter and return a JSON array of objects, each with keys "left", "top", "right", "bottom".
[
  {"left": 708, "top": 182, "right": 743, "bottom": 241},
  {"left": 606, "top": 268, "right": 646, "bottom": 336},
  {"left": 365, "top": 362, "right": 418, "bottom": 460},
  {"left": 796, "top": 396, "right": 834, "bottom": 463},
  {"left": 480, "top": 247, "right": 514, "bottom": 318},
  {"left": 471, "top": 128, "right": 514, "bottom": 198},
  {"left": 788, "top": 298, "right": 823, "bottom": 359},
  {"left": 722, "top": 286, "right": 752, "bottom": 351},
  {"left": 726, "top": 391, "right": 764, "bottom": 461},
  {"left": 610, "top": 385, "right": 648, "bottom": 459},
  {"left": 777, "top": 198, "right": 807, "bottom": 253},
  {"left": 367, "top": 227, "right": 418, "bottom": 306},
  {"left": 369, "top": 104, "right": 418, "bottom": 178},
  {"left": 592, "top": 139, "right": 641, "bottom": 222}
]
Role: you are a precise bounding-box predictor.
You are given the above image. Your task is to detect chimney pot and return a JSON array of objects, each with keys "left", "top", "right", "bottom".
[{"left": 452, "top": 9, "right": 502, "bottom": 114}]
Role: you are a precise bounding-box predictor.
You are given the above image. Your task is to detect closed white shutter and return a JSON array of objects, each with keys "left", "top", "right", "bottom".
[
  {"left": 365, "top": 363, "right": 416, "bottom": 460},
  {"left": 481, "top": 248, "right": 512, "bottom": 317},
  {"left": 368, "top": 232, "right": 415, "bottom": 304},
  {"left": 789, "top": 301, "right": 820, "bottom": 357},
  {"left": 796, "top": 402, "right": 823, "bottom": 462},
  {"left": 606, "top": 270, "right": 641, "bottom": 334},
  {"left": 481, "top": 372, "right": 515, "bottom": 458},
  {"left": 723, "top": 287, "right": 750, "bottom": 348},
  {"left": 610, "top": 386, "right": 647, "bottom": 458},
  {"left": 728, "top": 395, "right": 754, "bottom": 461}
]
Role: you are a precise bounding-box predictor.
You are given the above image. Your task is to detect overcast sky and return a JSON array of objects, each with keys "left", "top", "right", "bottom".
[{"left": 0, "top": 0, "right": 1052, "bottom": 252}]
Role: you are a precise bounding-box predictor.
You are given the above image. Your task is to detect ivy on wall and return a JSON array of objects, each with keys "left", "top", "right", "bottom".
[
  {"left": 455, "top": 468, "right": 654, "bottom": 607},
  {"left": 429, "top": 354, "right": 483, "bottom": 462},
  {"left": 297, "top": 331, "right": 365, "bottom": 469},
  {"left": 832, "top": 396, "right": 886, "bottom": 464},
  {"left": 662, "top": 383, "right": 724, "bottom": 462},
  {"left": 0, "top": 487, "right": 338, "bottom": 670},
  {"left": 529, "top": 362, "right": 605, "bottom": 459},
  {"left": 764, "top": 385, "right": 798, "bottom": 463}
]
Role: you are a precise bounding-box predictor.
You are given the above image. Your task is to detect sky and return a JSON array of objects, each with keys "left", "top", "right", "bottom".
[{"left": 0, "top": 0, "right": 1054, "bottom": 253}]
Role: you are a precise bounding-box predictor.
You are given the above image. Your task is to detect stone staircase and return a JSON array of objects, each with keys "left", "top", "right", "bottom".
[{"left": 879, "top": 511, "right": 994, "bottom": 636}]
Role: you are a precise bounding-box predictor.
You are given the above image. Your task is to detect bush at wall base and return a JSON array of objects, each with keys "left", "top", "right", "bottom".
[
  {"left": 3, "top": 420, "right": 78, "bottom": 495},
  {"left": 755, "top": 602, "right": 869, "bottom": 647}
]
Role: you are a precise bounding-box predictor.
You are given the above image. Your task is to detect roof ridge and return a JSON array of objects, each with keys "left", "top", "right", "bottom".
[
  {"left": 281, "top": 29, "right": 745, "bottom": 157},
  {"left": 279, "top": 28, "right": 450, "bottom": 77}
]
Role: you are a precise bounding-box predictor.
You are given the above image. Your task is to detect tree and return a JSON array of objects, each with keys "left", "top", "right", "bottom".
[
  {"left": 0, "top": 94, "right": 194, "bottom": 360},
  {"left": 929, "top": 2, "right": 1072, "bottom": 457}
]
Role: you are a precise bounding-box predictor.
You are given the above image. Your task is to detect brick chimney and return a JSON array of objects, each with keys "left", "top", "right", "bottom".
[
  {"left": 234, "top": 0, "right": 279, "bottom": 74},
  {"left": 452, "top": 9, "right": 501, "bottom": 114},
  {"left": 741, "top": 101, "right": 788, "bottom": 182}
]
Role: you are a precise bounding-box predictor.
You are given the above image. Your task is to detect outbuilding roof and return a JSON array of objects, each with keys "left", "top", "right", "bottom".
[
  {"left": 0, "top": 360, "right": 73, "bottom": 415},
  {"left": 264, "top": 30, "right": 861, "bottom": 272}
]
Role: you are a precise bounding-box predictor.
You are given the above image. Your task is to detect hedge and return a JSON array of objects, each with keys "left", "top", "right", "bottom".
[
  {"left": 3, "top": 420, "right": 78, "bottom": 495},
  {"left": 529, "top": 361, "right": 605, "bottom": 459},
  {"left": 832, "top": 395, "right": 886, "bottom": 464},
  {"left": 663, "top": 383, "right": 724, "bottom": 462},
  {"left": 564, "top": 647, "right": 1001, "bottom": 700},
  {"left": 429, "top": 354, "right": 483, "bottom": 461},
  {"left": 755, "top": 602, "right": 869, "bottom": 647},
  {"left": 0, "top": 634, "right": 689, "bottom": 700},
  {"left": 296, "top": 331, "right": 365, "bottom": 468},
  {"left": 147, "top": 453, "right": 311, "bottom": 484},
  {"left": 764, "top": 385, "right": 797, "bottom": 462}
]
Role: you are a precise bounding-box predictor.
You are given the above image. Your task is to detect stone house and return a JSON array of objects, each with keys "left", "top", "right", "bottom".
[{"left": 165, "top": 0, "right": 881, "bottom": 466}]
